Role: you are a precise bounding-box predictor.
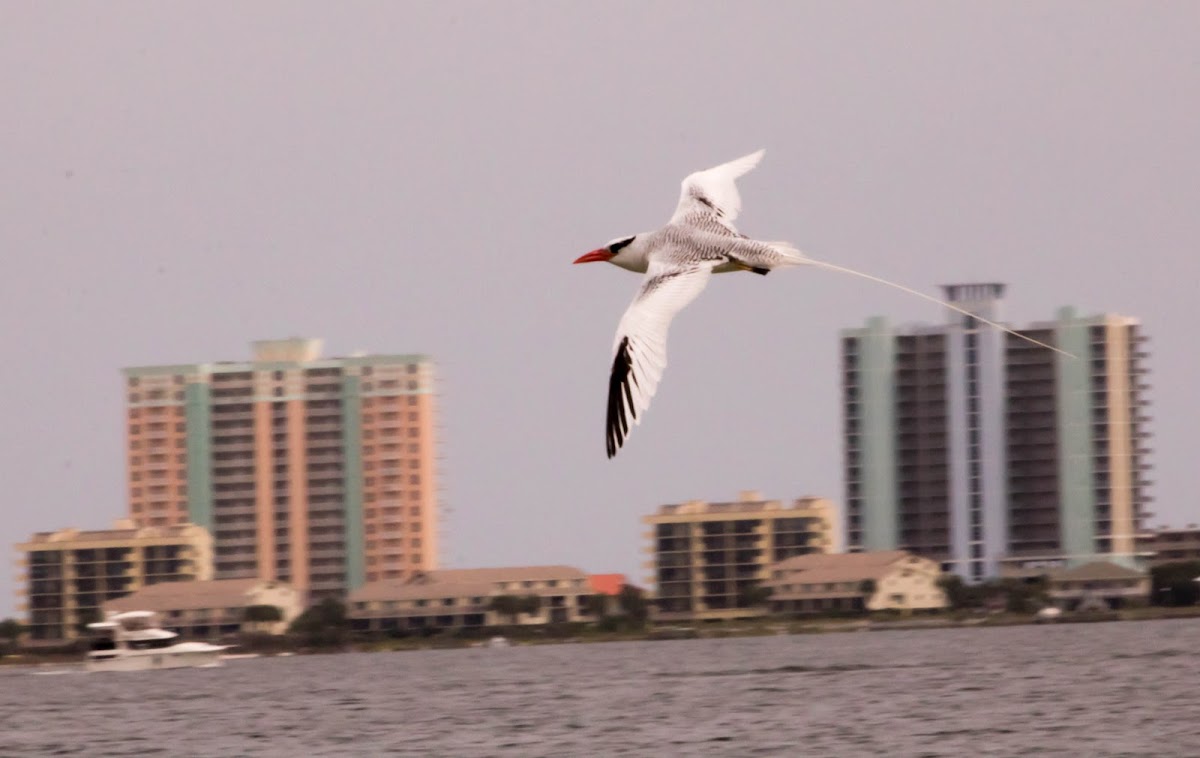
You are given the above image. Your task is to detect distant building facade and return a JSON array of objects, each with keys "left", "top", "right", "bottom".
[
  {"left": 347, "top": 566, "right": 594, "bottom": 633},
  {"left": 766, "top": 550, "right": 948, "bottom": 615},
  {"left": 842, "top": 284, "right": 1152, "bottom": 582},
  {"left": 1044, "top": 562, "right": 1149, "bottom": 611},
  {"left": 123, "top": 338, "right": 439, "bottom": 603},
  {"left": 643, "top": 492, "right": 838, "bottom": 622},
  {"left": 15, "top": 521, "right": 212, "bottom": 641},
  {"left": 105, "top": 578, "right": 303, "bottom": 638},
  {"left": 1138, "top": 526, "right": 1200, "bottom": 567}
]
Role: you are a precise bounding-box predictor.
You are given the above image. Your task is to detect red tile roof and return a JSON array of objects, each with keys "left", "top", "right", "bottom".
[{"left": 589, "top": 574, "right": 627, "bottom": 595}]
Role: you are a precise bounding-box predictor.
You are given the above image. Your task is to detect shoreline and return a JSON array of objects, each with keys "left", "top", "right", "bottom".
[{"left": 7, "top": 606, "right": 1200, "bottom": 666}]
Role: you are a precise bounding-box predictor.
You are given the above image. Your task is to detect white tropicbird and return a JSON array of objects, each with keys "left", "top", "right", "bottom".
[{"left": 574, "top": 149, "right": 1069, "bottom": 459}]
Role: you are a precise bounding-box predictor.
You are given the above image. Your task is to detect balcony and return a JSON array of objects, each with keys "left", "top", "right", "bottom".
[
  {"left": 307, "top": 483, "right": 345, "bottom": 496},
  {"left": 211, "top": 443, "right": 255, "bottom": 455},
  {"left": 307, "top": 453, "right": 345, "bottom": 465}
]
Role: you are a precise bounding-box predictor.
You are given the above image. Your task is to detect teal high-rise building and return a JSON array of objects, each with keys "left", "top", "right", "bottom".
[{"left": 841, "top": 285, "right": 1151, "bottom": 582}]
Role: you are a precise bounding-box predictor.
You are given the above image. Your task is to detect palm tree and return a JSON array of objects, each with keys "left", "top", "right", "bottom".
[
  {"left": 518, "top": 594, "right": 542, "bottom": 619},
  {"left": 617, "top": 585, "right": 649, "bottom": 628},
  {"left": 488, "top": 595, "right": 524, "bottom": 624},
  {"left": 739, "top": 584, "right": 773, "bottom": 608},
  {"left": 0, "top": 618, "right": 21, "bottom": 643},
  {"left": 288, "top": 598, "right": 348, "bottom": 647},
  {"left": 243, "top": 604, "right": 284, "bottom": 624}
]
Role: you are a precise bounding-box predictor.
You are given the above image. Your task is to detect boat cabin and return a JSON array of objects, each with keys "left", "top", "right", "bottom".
[{"left": 87, "top": 611, "right": 178, "bottom": 657}]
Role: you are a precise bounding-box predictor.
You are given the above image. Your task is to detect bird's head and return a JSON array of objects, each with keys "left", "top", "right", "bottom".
[{"left": 574, "top": 235, "right": 637, "bottom": 267}]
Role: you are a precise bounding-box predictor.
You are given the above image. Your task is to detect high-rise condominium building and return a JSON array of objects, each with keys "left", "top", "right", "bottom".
[
  {"left": 842, "top": 284, "right": 1151, "bottom": 582},
  {"left": 643, "top": 491, "right": 838, "bottom": 622},
  {"left": 123, "top": 338, "right": 438, "bottom": 602}
]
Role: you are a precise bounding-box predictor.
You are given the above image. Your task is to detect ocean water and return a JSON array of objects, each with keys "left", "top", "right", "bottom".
[{"left": 3, "top": 618, "right": 1198, "bottom": 757}]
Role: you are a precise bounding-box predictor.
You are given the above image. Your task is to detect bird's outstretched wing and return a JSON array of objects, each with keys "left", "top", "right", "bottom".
[
  {"left": 606, "top": 256, "right": 718, "bottom": 458},
  {"left": 669, "top": 149, "right": 765, "bottom": 237}
]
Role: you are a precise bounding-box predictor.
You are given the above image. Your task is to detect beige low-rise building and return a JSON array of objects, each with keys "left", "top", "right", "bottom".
[
  {"left": 1138, "top": 526, "right": 1200, "bottom": 567},
  {"left": 643, "top": 491, "right": 839, "bottom": 622},
  {"left": 348, "top": 566, "right": 594, "bottom": 633},
  {"left": 766, "top": 551, "right": 948, "bottom": 615},
  {"left": 1045, "top": 562, "right": 1149, "bottom": 611},
  {"left": 104, "top": 578, "right": 303, "bottom": 638},
  {"left": 15, "top": 520, "right": 213, "bottom": 641}
]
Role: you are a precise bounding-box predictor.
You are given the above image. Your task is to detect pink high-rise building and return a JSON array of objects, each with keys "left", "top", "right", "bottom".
[{"left": 123, "top": 338, "right": 439, "bottom": 602}]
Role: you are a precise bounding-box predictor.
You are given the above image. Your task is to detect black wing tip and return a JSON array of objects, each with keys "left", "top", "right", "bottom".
[{"left": 605, "top": 336, "right": 636, "bottom": 459}]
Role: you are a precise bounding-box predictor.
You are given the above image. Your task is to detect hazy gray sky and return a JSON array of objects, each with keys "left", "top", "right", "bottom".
[{"left": 3, "top": 2, "right": 1198, "bottom": 617}]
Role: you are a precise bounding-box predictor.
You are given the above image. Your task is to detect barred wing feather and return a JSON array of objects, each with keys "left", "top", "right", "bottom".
[{"left": 668, "top": 149, "right": 765, "bottom": 236}]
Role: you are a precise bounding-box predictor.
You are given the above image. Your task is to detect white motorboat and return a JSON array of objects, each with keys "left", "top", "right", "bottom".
[
  {"left": 1035, "top": 606, "right": 1063, "bottom": 623},
  {"left": 85, "top": 610, "right": 228, "bottom": 672}
]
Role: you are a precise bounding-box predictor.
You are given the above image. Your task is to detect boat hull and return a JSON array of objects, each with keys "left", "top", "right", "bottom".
[{"left": 86, "top": 647, "right": 226, "bottom": 672}]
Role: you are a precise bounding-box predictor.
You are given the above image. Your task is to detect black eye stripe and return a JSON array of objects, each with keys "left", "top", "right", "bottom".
[{"left": 610, "top": 237, "right": 635, "bottom": 254}]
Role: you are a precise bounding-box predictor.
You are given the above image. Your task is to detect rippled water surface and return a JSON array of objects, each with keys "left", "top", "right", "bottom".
[{"left": 4, "top": 619, "right": 1199, "bottom": 756}]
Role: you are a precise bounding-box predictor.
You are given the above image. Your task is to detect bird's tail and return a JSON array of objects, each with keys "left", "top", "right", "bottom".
[
  {"left": 804, "top": 256, "right": 1076, "bottom": 359},
  {"left": 766, "top": 241, "right": 807, "bottom": 268}
]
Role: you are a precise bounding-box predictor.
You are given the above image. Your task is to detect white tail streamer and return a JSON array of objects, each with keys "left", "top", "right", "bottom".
[{"left": 804, "top": 257, "right": 1076, "bottom": 359}]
